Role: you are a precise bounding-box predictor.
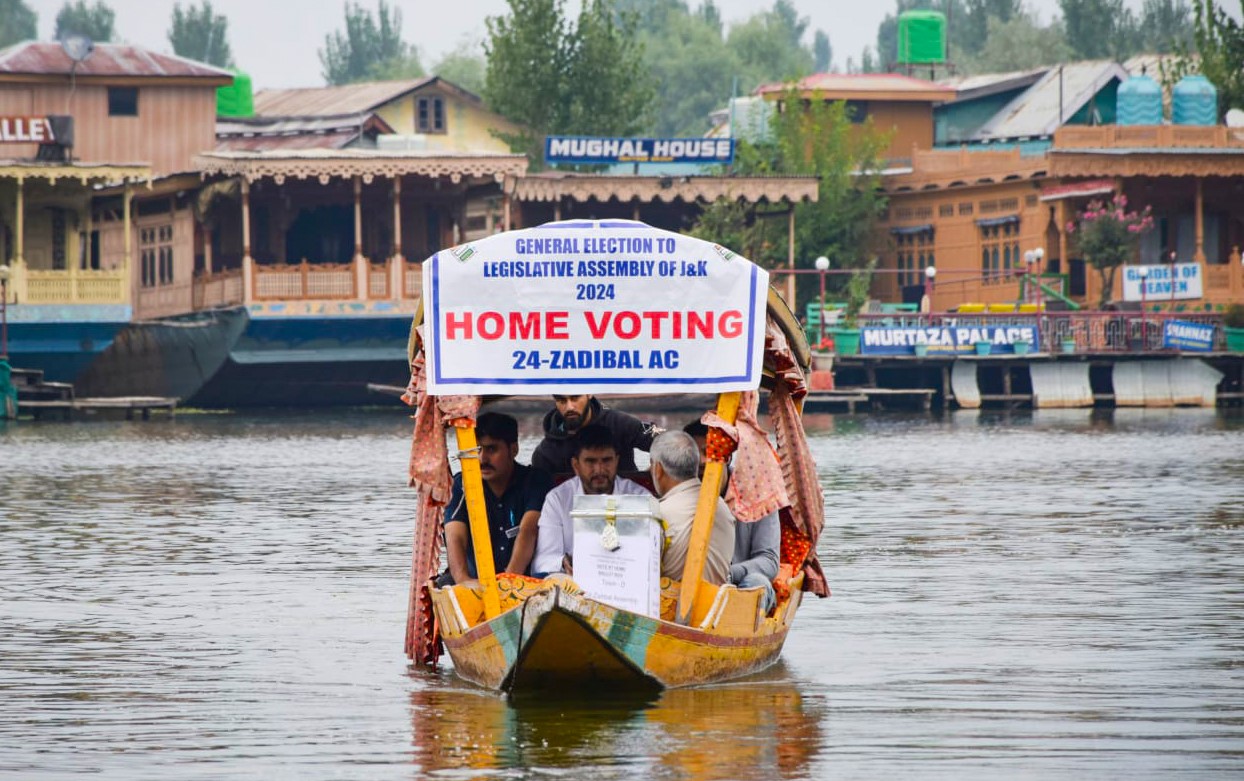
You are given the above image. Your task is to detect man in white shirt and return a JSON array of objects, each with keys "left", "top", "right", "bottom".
[{"left": 532, "top": 424, "right": 651, "bottom": 576}]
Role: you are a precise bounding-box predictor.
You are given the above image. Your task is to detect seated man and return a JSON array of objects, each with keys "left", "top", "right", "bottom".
[
  {"left": 531, "top": 424, "right": 650, "bottom": 577},
  {"left": 442, "top": 412, "right": 552, "bottom": 585},
  {"left": 650, "top": 430, "right": 735, "bottom": 585},
  {"left": 532, "top": 394, "right": 661, "bottom": 474},
  {"left": 684, "top": 421, "right": 779, "bottom": 613}
]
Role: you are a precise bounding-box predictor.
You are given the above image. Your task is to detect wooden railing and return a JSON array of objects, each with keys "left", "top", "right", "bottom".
[
  {"left": 193, "top": 270, "right": 245, "bottom": 310},
  {"left": 253, "top": 260, "right": 356, "bottom": 301},
  {"left": 404, "top": 264, "right": 422, "bottom": 299},
  {"left": 1054, "top": 124, "right": 1244, "bottom": 150},
  {"left": 8, "top": 261, "right": 128, "bottom": 305}
]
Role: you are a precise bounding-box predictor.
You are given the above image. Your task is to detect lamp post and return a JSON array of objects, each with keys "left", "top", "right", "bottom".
[
  {"left": 0, "top": 263, "right": 10, "bottom": 360},
  {"left": 814, "top": 255, "right": 829, "bottom": 347},
  {"left": 924, "top": 264, "right": 936, "bottom": 319},
  {"left": 1137, "top": 265, "right": 1149, "bottom": 352}
]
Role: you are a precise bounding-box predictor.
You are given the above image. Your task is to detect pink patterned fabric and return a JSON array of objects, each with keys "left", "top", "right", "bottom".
[
  {"left": 402, "top": 334, "right": 480, "bottom": 663},
  {"left": 705, "top": 390, "right": 789, "bottom": 524}
]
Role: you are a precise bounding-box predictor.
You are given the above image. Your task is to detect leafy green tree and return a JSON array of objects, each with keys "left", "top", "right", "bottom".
[
  {"left": 1059, "top": 0, "right": 1138, "bottom": 59},
  {"left": 691, "top": 92, "right": 891, "bottom": 312},
  {"left": 484, "top": 0, "right": 652, "bottom": 164},
  {"left": 1137, "top": 0, "right": 1195, "bottom": 54},
  {"left": 813, "top": 29, "right": 831, "bottom": 72},
  {"left": 727, "top": 0, "right": 814, "bottom": 84},
  {"left": 642, "top": 10, "right": 742, "bottom": 135},
  {"left": 962, "top": 0, "right": 1022, "bottom": 45},
  {"left": 0, "top": 0, "right": 37, "bottom": 48},
  {"left": 319, "top": 0, "right": 420, "bottom": 85},
  {"left": 432, "top": 48, "right": 486, "bottom": 94},
  {"left": 1189, "top": 0, "right": 1244, "bottom": 117},
  {"left": 168, "top": 1, "right": 233, "bottom": 68},
  {"left": 54, "top": 0, "right": 114, "bottom": 42},
  {"left": 957, "top": 14, "right": 1073, "bottom": 73}
]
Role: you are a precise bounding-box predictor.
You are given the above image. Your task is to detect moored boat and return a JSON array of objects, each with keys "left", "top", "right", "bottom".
[{"left": 402, "top": 219, "right": 828, "bottom": 693}]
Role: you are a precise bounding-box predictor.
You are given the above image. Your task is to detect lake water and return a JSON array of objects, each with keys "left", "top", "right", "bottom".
[{"left": 2, "top": 408, "right": 1242, "bottom": 779}]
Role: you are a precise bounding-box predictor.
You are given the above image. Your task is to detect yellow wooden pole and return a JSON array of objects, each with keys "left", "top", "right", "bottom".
[
  {"left": 675, "top": 391, "right": 741, "bottom": 625},
  {"left": 455, "top": 424, "right": 502, "bottom": 620}
]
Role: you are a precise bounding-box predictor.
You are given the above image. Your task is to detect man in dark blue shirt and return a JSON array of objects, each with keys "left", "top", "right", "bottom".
[{"left": 443, "top": 412, "right": 552, "bottom": 584}]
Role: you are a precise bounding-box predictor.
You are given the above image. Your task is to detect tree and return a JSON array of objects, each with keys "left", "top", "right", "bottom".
[
  {"left": 0, "top": 0, "right": 37, "bottom": 49},
  {"left": 564, "top": 0, "right": 653, "bottom": 136},
  {"left": 813, "top": 29, "right": 832, "bottom": 72},
  {"left": 956, "top": 14, "right": 1073, "bottom": 74},
  {"left": 1137, "top": 0, "right": 1195, "bottom": 54},
  {"left": 54, "top": 0, "right": 114, "bottom": 42},
  {"left": 1059, "top": 0, "right": 1137, "bottom": 59},
  {"left": 432, "top": 48, "right": 486, "bottom": 95},
  {"left": 319, "top": 0, "right": 420, "bottom": 85},
  {"left": 962, "top": 0, "right": 1022, "bottom": 45},
  {"left": 640, "top": 9, "right": 742, "bottom": 135},
  {"left": 1066, "top": 194, "right": 1153, "bottom": 308},
  {"left": 691, "top": 92, "right": 891, "bottom": 312},
  {"left": 168, "top": 1, "right": 233, "bottom": 68},
  {"left": 727, "top": 0, "right": 814, "bottom": 84},
  {"left": 1190, "top": 0, "right": 1244, "bottom": 117}
]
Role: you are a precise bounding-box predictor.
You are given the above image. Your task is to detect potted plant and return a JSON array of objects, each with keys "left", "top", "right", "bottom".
[
  {"left": 830, "top": 260, "right": 875, "bottom": 356},
  {"left": 974, "top": 339, "right": 992, "bottom": 356},
  {"left": 1013, "top": 338, "right": 1031, "bottom": 355},
  {"left": 1061, "top": 336, "right": 1077, "bottom": 354},
  {"left": 1225, "top": 303, "right": 1244, "bottom": 352}
]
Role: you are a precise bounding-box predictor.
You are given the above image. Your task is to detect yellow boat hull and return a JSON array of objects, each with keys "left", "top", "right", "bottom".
[{"left": 431, "top": 579, "right": 803, "bottom": 693}]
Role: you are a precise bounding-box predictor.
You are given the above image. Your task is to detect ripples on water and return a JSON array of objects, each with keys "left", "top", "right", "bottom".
[{"left": 1, "top": 408, "right": 1241, "bottom": 779}]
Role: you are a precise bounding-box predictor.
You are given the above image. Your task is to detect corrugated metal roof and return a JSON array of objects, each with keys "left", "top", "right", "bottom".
[
  {"left": 215, "top": 112, "right": 393, "bottom": 152},
  {"left": 0, "top": 41, "right": 231, "bottom": 80},
  {"left": 216, "top": 132, "right": 358, "bottom": 152},
  {"left": 253, "top": 78, "right": 435, "bottom": 117},
  {"left": 756, "top": 73, "right": 955, "bottom": 101},
  {"left": 941, "top": 67, "right": 1049, "bottom": 102},
  {"left": 972, "top": 61, "right": 1129, "bottom": 142}
]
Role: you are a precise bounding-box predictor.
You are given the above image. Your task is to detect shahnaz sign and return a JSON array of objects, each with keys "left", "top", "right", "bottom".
[{"left": 422, "top": 220, "right": 767, "bottom": 395}]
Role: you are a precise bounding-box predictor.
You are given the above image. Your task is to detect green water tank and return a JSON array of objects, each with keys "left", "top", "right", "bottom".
[
  {"left": 897, "top": 10, "right": 947, "bottom": 65},
  {"left": 216, "top": 70, "right": 254, "bottom": 118}
]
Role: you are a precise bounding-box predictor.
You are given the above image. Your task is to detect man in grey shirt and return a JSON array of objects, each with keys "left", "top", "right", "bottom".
[{"left": 685, "top": 421, "right": 779, "bottom": 613}]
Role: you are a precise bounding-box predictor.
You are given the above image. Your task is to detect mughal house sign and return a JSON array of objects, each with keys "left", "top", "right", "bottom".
[{"left": 544, "top": 136, "right": 735, "bottom": 165}]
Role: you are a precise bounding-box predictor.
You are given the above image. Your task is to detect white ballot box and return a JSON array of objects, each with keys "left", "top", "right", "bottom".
[{"left": 571, "top": 494, "right": 664, "bottom": 618}]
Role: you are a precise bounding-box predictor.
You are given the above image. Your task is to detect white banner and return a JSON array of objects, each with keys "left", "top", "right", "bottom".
[
  {"left": 1121, "top": 263, "right": 1203, "bottom": 302},
  {"left": 422, "top": 220, "right": 768, "bottom": 395}
]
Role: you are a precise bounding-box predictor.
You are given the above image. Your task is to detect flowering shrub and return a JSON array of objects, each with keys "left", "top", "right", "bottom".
[{"left": 1067, "top": 194, "right": 1154, "bottom": 308}]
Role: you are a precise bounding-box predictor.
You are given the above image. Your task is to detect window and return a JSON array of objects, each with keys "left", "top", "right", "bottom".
[
  {"left": 140, "top": 224, "right": 174, "bottom": 288},
  {"left": 417, "top": 96, "right": 445, "bottom": 133},
  {"left": 843, "top": 100, "right": 869, "bottom": 124},
  {"left": 958, "top": 202, "right": 973, "bottom": 216},
  {"left": 108, "top": 87, "right": 138, "bottom": 116},
  {"left": 980, "top": 221, "right": 1019, "bottom": 285},
  {"left": 896, "top": 230, "right": 934, "bottom": 288},
  {"left": 939, "top": 203, "right": 955, "bottom": 218}
]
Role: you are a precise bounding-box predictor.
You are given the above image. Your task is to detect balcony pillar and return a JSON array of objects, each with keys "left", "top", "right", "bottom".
[
  {"left": 1194, "top": 179, "right": 1206, "bottom": 264},
  {"left": 240, "top": 177, "right": 252, "bottom": 264},
  {"left": 14, "top": 177, "right": 23, "bottom": 266},
  {"left": 353, "top": 175, "right": 364, "bottom": 263},
  {"left": 786, "top": 206, "right": 796, "bottom": 309},
  {"left": 122, "top": 182, "right": 132, "bottom": 304}
]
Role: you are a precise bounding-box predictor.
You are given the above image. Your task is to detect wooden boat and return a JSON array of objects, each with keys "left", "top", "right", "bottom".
[{"left": 402, "top": 219, "right": 828, "bottom": 693}]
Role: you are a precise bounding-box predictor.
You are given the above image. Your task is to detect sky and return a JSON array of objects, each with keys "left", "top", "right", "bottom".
[{"left": 25, "top": 0, "right": 1240, "bottom": 89}]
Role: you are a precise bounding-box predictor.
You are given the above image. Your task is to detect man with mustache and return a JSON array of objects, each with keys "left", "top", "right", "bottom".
[
  {"left": 532, "top": 424, "right": 651, "bottom": 577},
  {"left": 442, "top": 412, "right": 552, "bottom": 585},
  {"left": 531, "top": 394, "right": 660, "bottom": 475}
]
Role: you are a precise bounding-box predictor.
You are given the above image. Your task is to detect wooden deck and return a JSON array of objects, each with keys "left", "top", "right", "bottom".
[
  {"left": 18, "top": 396, "right": 178, "bottom": 420},
  {"left": 802, "top": 387, "right": 937, "bottom": 413}
]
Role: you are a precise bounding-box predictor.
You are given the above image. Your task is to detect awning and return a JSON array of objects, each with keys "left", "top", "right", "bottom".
[
  {"left": 976, "top": 215, "right": 1020, "bottom": 227},
  {"left": 890, "top": 223, "right": 934, "bottom": 235},
  {"left": 1039, "top": 178, "right": 1115, "bottom": 202}
]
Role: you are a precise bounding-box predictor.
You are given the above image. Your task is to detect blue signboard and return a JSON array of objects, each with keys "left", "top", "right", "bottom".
[
  {"left": 545, "top": 136, "right": 735, "bottom": 165},
  {"left": 1162, "top": 320, "right": 1215, "bottom": 352},
  {"left": 860, "top": 325, "right": 1039, "bottom": 355}
]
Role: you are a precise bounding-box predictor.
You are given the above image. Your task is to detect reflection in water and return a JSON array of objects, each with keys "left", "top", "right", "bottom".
[
  {"left": 2, "top": 408, "right": 1242, "bottom": 779},
  {"left": 409, "top": 663, "right": 822, "bottom": 781}
]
